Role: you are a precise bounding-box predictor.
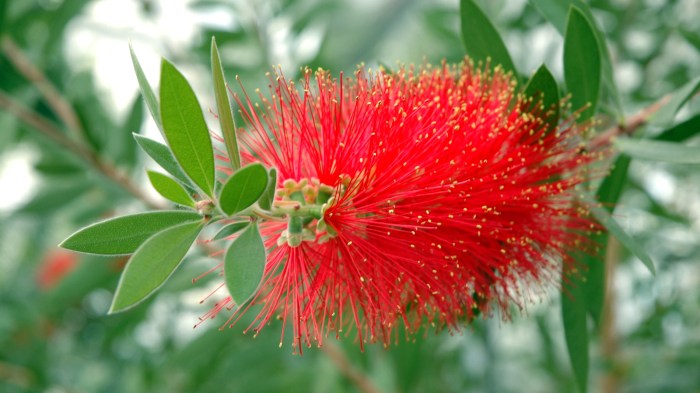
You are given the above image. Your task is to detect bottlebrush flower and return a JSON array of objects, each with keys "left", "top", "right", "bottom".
[
  {"left": 203, "top": 59, "right": 602, "bottom": 351},
  {"left": 36, "top": 249, "right": 79, "bottom": 290}
]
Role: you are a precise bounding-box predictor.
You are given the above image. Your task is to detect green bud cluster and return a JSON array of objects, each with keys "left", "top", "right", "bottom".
[{"left": 274, "top": 178, "right": 338, "bottom": 248}]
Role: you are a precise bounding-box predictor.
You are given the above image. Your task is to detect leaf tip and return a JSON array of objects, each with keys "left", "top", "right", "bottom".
[
  {"left": 160, "top": 57, "right": 175, "bottom": 74},
  {"left": 107, "top": 302, "right": 134, "bottom": 315},
  {"left": 107, "top": 298, "right": 127, "bottom": 315},
  {"left": 57, "top": 239, "right": 70, "bottom": 250}
]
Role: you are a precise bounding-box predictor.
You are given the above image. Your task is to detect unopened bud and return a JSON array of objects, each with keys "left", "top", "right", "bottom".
[
  {"left": 317, "top": 189, "right": 332, "bottom": 205},
  {"left": 302, "top": 185, "right": 316, "bottom": 203},
  {"left": 287, "top": 233, "right": 302, "bottom": 247},
  {"left": 317, "top": 218, "right": 338, "bottom": 237},
  {"left": 302, "top": 228, "right": 316, "bottom": 241},
  {"left": 289, "top": 191, "right": 305, "bottom": 205},
  {"left": 277, "top": 232, "right": 289, "bottom": 246}
]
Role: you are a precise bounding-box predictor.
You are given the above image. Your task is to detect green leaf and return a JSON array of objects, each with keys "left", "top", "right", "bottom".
[
  {"left": 459, "top": 0, "right": 517, "bottom": 76},
  {"left": 579, "top": 240, "right": 605, "bottom": 329},
  {"left": 581, "top": 156, "right": 630, "bottom": 328},
  {"left": 561, "top": 278, "right": 589, "bottom": 393},
  {"left": 33, "top": 152, "right": 82, "bottom": 176},
  {"left": 651, "top": 77, "right": 700, "bottom": 127},
  {"left": 615, "top": 138, "right": 700, "bottom": 164},
  {"left": 147, "top": 171, "right": 196, "bottom": 208},
  {"left": 18, "top": 180, "right": 91, "bottom": 215},
  {"left": 118, "top": 94, "right": 145, "bottom": 168},
  {"left": 581, "top": 193, "right": 656, "bottom": 275},
  {"left": 133, "top": 134, "right": 192, "bottom": 187},
  {"left": 0, "top": 0, "right": 10, "bottom": 35},
  {"left": 211, "top": 37, "right": 241, "bottom": 170},
  {"left": 123, "top": 94, "right": 145, "bottom": 134},
  {"left": 524, "top": 64, "right": 560, "bottom": 133},
  {"left": 530, "top": 0, "right": 622, "bottom": 119},
  {"left": 160, "top": 58, "right": 216, "bottom": 197},
  {"left": 0, "top": 0, "right": 7, "bottom": 34},
  {"left": 654, "top": 113, "right": 700, "bottom": 142},
  {"left": 679, "top": 27, "right": 700, "bottom": 51},
  {"left": 528, "top": 0, "right": 587, "bottom": 33},
  {"left": 564, "top": 6, "right": 601, "bottom": 121},
  {"left": 60, "top": 211, "right": 202, "bottom": 255},
  {"left": 219, "top": 163, "right": 268, "bottom": 216},
  {"left": 109, "top": 221, "right": 203, "bottom": 313},
  {"left": 213, "top": 222, "right": 249, "bottom": 241},
  {"left": 225, "top": 222, "right": 266, "bottom": 306},
  {"left": 596, "top": 155, "right": 631, "bottom": 210},
  {"left": 130, "top": 44, "right": 163, "bottom": 136},
  {"left": 257, "top": 168, "right": 277, "bottom": 211}
]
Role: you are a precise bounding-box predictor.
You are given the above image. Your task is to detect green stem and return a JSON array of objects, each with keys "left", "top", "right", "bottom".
[
  {"left": 247, "top": 204, "right": 323, "bottom": 220},
  {"left": 272, "top": 204, "right": 323, "bottom": 219}
]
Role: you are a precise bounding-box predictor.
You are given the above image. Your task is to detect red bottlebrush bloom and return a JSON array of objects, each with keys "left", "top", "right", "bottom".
[
  {"left": 36, "top": 249, "right": 79, "bottom": 290},
  {"left": 205, "top": 60, "right": 602, "bottom": 351}
]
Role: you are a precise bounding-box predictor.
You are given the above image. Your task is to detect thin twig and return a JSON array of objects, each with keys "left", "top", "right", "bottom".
[
  {"left": 591, "top": 94, "right": 672, "bottom": 148},
  {"left": 0, "top": 35, "right": 163, "bottom": 209},
  {"left": 321, "top": 343, "right": 383, "bottom": 393},
  {"left": 0, "top": 90, "right": 162, "bottom": 209},
  {"left": 1, "top": 35, "right": 85, "bottom": 140},
  {"left": 600, "top": 236, "right": 621, "bottom": 393}
]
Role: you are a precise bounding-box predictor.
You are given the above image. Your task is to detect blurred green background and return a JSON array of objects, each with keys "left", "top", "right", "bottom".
[{"left": 1, "top": 0, "right": 699, "bottom": 392}]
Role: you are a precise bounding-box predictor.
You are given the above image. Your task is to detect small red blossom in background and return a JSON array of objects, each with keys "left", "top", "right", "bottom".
[
  {"left": 36, "top": 249, "right": 79, "bottom": 290},
  {"left": 205, "top": 59, "right": 604, "bottom": 351}
]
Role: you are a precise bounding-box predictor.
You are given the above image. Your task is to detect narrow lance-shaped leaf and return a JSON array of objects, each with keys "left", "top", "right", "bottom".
[
  {"left": 147, "top": 171, "right": 196, "bottom": 208},
  {"left": 528, "top": 0, "right": 587, "bottom": 33},
  {"left": 0, "top": 1, "right": 7, "bottom": 33},
  {"left": 20, "top": 180, "right": 90, "bottom": 215},
  {"left": 679, "top": 28, "right": 700, "bottom": 51},
  {"left": 118, "top": 94, "right": 145, "bottom": 169},
  {"left": 160, "top": 58, "right": 216, "bottom": 198},
  {"left": 614, "top": 138, "right": 700, "bottom": 164},
  {"left": 596, "top": 156, "right": 631, "bottom": 211},
  {"left": 561, "top": 278, "right": 589, "bottom": 393},
  {"left": 564, "top": 6, "right": 601, "bottom": 121},
  {"left": 530, "top": 0, "right": 622, "bottom": 119},
  {"left": 225, "top": 222, "right": 266, "bottom": 306},
  {"left": 60, "top": 211, "right": 202, "bottom": 255},
  {"left": 124, "top": 94, "right": 145, "bottom": 133},
  {"left": 562, "top": 162, "right": 638, "bottom": 390},
  {"left": 219, "top": 163, "right": 268, "bottom": 216},
  {"left": 579, "top": 235, "right": 605, "bottom": 329},
  {"left": 654, "top": 113, "right": 700, "bottom": 142},
  {"left": 582, "top": 153, "right": 650, "bottom": 329},
  {"left": 583, "top": 155, "right": 631, "bottom": 327},
  {"left": 133, "top": 134, "right": 192, "bottom": 187},
  {"left": 211, "top": 37, "right": 241, "bottom": 170},
  {"left": 651, "top": 77, "right": 700, "bottom": 127},
  {"left": 524, "top": 64, "right": 560, "bottom": 134},
  {"left": 109, "top": 221, "right": 204, "bottom": 313},
  {"left": 257, "top": 168, "right": 277, "bottom": 211},
  {"left": 129, "top": 44, "right": 163, "bottom": 136},
  {"left": 460, "top": 0, "right": 517, "bottom": 77}
]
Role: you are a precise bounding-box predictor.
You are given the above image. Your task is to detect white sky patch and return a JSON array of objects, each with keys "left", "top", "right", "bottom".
[
  {"left": 643, "top": 167, "right": 676, "bottom": 204},
  {"left": 64, "top": 0, "right": 201, "bottom": 120},
  {"left": 0, "top": 144, "right": 39, "bottom": 212}
]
